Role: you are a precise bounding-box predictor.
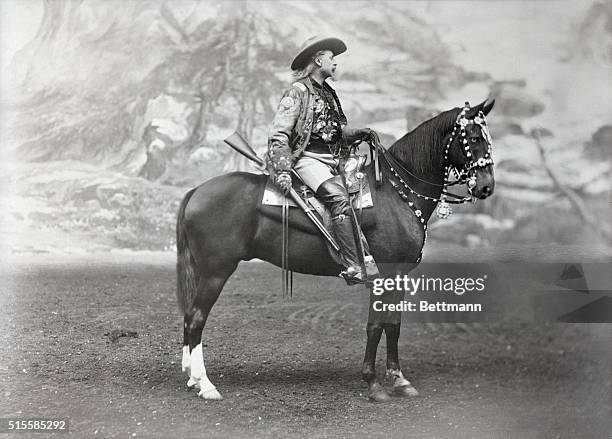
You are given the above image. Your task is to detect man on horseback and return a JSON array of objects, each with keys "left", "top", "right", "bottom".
[{"left": 267, "top": 36, "right": 372, "bottom": 284}]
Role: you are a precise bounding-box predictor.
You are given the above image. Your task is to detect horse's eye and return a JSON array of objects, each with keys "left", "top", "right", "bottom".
[{"left": 469, "top": 137, "right": 479, "bottom": 144}]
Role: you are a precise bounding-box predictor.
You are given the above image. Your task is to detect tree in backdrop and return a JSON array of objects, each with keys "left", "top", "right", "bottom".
[{"left": 11, "top": 0, "right": 294, "bottom": 181}]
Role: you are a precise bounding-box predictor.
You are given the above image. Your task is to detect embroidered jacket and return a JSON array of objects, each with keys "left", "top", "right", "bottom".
[{"left": 267, "top": 77, "right": 347, "bottom": 173}]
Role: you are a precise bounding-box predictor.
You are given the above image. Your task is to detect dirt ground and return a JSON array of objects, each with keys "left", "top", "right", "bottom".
[{"left": 0, "top": 253, "right": 610, "bottom": 439}]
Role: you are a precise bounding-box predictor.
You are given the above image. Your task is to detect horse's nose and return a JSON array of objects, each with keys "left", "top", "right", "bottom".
[{"left": 481, "top": 186, "right": 492, "bottom": 197}]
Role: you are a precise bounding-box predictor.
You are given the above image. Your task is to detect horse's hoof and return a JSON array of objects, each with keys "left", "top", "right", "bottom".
[
  {"left": 393, "top": 384, "right": 419, "bottom": 397},
  {"left": 198, "top": 387, "right": 223, "bottom": 400},
  {"left": 368, "top": 384, "right": 391, "bottom": 402}
]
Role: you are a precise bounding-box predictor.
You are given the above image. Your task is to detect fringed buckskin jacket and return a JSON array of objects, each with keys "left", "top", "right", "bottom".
[{"left": 267, "top": 77, "right": 347, "bottom": 174}]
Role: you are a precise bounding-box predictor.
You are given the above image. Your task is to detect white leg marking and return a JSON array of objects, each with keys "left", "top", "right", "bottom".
[
  {"left": 182, "top": 345, "right": 191, "bottom": 374},
  {"left": 388, "top": 369, "right": 419, "bottom": 396},
  {"left": 389, "top": 369, "right": 411, "bottom": 386},
  {"left": 189, "top": 344, "right": 223, "bottom": 400}
]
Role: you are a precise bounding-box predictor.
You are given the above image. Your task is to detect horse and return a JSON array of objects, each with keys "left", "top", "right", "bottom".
[{"left": 176, "top": 99, "right": 496, "bottom": 401}]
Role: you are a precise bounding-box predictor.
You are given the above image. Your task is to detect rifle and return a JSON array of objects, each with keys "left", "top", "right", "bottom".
[{"left": 223, "top": 132, "right": 340, "bottom": 252}]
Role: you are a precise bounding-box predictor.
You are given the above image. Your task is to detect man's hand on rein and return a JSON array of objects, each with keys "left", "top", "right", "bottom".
[
  {"left": 344, "top": 127, "right": 375, "bottom": 145},
  {"left": 360, "top": 127, "right": 375, "bottom": 142}
]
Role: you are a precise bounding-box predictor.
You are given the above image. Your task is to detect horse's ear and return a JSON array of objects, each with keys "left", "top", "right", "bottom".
[
  {"left": 466, "top": 101, "right": 482, "bottom": 118},
  {"left": 482, "top": 98, "right": 495, "bottom": 115},
  {"left": 467, "top": 99, "right": 495, "bottom": 118}
]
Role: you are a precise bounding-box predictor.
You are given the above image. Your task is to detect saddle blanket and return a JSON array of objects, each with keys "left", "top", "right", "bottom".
[{"left": 261, "top": 176, "right": 373, "bottom": 214}]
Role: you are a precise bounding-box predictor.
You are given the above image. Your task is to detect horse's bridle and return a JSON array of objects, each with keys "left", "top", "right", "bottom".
[
  {"left": 449, "top": 105, "right": 494, "bottom": 179},
  {"left": 437, "top": 103, "right": 494, "bottom": 217},
  {"left": 374, "top": 102, "right": 494, "bottom": 220}
]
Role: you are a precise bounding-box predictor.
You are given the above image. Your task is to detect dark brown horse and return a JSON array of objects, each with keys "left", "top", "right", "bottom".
[{"left": 176, "top": 100, "right": 496, "bottom": 401}]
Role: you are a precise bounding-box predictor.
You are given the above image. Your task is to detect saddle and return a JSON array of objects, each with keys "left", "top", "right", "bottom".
[{"left": 259, "top": 155, "right": 375, "bottom": 271}]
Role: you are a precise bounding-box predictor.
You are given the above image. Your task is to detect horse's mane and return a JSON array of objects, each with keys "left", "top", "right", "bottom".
[{"left": 388, "top": 107, "right": 461, "bottom": 174}]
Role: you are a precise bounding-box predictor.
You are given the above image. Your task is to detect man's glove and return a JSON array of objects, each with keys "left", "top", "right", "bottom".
[
  {"left": 344, "top": 127, "right": 375, "bottom": 144},
  {"left": 359, "top": 128, "right": 373, "bottom": 142},
  {"left": 275, "top": 172, "right": 292, "bottom": 194},
  {"left": 360, "top": 127, "right": 381, "bottom": 143}
]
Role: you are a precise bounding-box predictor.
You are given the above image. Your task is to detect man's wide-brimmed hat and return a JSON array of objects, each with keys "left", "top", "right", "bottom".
[{"left": 291, "top": 36, "right": 347, "bottom": 71}]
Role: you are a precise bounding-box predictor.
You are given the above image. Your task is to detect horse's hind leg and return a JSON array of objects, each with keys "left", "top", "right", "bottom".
[{"left": 183, "top": 263, "right": 237, "bottom": 400}]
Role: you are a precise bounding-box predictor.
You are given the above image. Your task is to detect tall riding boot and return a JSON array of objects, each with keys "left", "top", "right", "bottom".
[
  {"left": 331, "top": 214, "right": 364, "bottom": 284},
  {"left": 316, "top": 176, "right": 364, "bottom": 285}
]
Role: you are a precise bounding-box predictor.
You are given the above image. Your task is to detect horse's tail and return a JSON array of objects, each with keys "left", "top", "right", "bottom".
[{"left": 176, "top": 187, "right": 198, "bottom": 314}]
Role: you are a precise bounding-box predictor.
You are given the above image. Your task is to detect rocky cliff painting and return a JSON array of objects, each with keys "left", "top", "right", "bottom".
[{"left": 1, "top": 0, "right": 610, "bottom": 256}]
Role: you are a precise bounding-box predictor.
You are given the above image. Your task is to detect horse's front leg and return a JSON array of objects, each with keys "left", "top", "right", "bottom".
[
  {"left": 362, "top": 322, "right": 391, "bottom": 402},
  {"left": 384, "top": 322, "right": 419, "bottom": 397}
]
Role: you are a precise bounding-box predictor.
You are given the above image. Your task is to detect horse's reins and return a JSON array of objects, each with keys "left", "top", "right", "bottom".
[{"left": 381, "top": 146, "right": 472, "bottom": 204}]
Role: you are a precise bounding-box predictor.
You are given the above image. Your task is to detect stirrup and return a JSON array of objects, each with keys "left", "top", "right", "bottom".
[{"left": 340, "top": 266, "right": 365, "bottom": 286}]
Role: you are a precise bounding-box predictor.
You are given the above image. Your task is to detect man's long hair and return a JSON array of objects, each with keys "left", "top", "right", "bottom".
[{"left": 292, "top": 50, "right": 327, "bottom": 79}]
